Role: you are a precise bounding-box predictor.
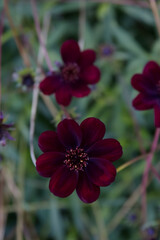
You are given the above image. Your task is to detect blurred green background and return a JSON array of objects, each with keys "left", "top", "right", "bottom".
[{"left": 1, "top": 0, "right": 160, "bottom": 239}]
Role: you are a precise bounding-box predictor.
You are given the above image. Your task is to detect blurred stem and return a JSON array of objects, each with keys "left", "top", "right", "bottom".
[
  {"left": 141, "top": 128, "right": 160, "bottom": 223},
  {"left": 4, "top": 0, "right": 59, "bottom": 119},
  {"left": 92, "top": 203, "right": 108, "bottom": 240},
  {"left": 149, "top": 0, "right": 160, "bottom": 38},
  {"left": 16, "top": 140, "right": 27, "bottom": 240},
  {"left": 4, "top": 0, "right": 31, "bottom": 67},
  {"left": 30, "top": 13, "right": 51, "bottom": 166},
  {"left": 117, "top": 153, "right": 149, "bottom": 173},
  {"left": 0, "top": 170, "right": 6, "bottom": 240},
  {"left": 78, "top": 0, "right": 86, "bottom": 50},
  {"left": 108, "top": 184, "right": 141, "bottom": 233},
  {"left": 30, "top": 0, "right": 53, "bottom": 71},
  {"left": 0, "top": 9, "right": 5, "bottom": 110}
]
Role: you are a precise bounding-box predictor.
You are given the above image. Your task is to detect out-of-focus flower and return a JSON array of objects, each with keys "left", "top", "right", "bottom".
[
  {"left": 36, "top": 117, "right": 122, "bottom": 203},
  {"left": 131, "top": 61, "right": 160, "bottom": 127},
  {"left": 40, "top": 40, "right": 101, "bottom": 106},
  {"left": 0, "top": 112, "right": 14, "bottom": 147},
  {"left": 13, "top": 68, "right": 35, "bottom": 90},
  {"left": 99, "top": 44, "right": 115, "bottom": 58}
]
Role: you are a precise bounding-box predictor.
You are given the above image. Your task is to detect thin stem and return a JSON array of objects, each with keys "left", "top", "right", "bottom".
[
  {"left": 4, "top": 0, "right": 31, "bottom": 67},
  {"left": 29, "top": 13, "right": 51, "bottom": 166},
  {"left": 117, "top": 153, "right": 149, "bottom": 173},
  {"left": 0, "top": 170, "right": 6, "bottom": 240},
  {"left": 108, "top": 184, "right": 141, "bottom": 233},
  {"left": 149, "top": 0, "right": 160, "bottom": 38},
  {"left": 0, "top": 9, "right": 5, "bottom": 111},
  {"left": 141, "top": 128, "right": 160, "bottom": 223},
  {"left": 78, "top": 0, "right": 86, "bottom": 50},
  {"left": 30, "top": 0, "right": 53, "bottom": 71},
  {"left": 30, "top": 83, "right": 39, "bottom": 166}
]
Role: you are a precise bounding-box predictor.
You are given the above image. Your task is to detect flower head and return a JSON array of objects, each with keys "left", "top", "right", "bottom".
[
  {"left": 0, "top": 112, "right": 14, "bottom": 146},
  {"left": 13, "top": 68, "right": 35, "bottom": 90},
  {"left": 36, "top": 117, "right": 122, "bottom": 203},
  {"left": 40, "top": 40, "right": 101, "bottom": 106},
  {"left": 131, "top": 61, "right": 160, "bottom": 127}
]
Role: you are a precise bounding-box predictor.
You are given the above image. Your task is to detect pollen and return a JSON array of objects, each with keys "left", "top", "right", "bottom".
[
  {"left": 64, "top": 147, "right": 89, "bottom": 171},
  {"left": 61, "top": 63, "right": 80, "bottom": 83}
]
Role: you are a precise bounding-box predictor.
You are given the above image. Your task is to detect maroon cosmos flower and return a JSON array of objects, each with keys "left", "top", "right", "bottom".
[
  {"left": 131, "top": 61, "right": 160, "bottom": 128},
  {"left": 40, "top": 40, "right": 101, "bottom": 106},
  {"left": 0, "top": 112, "right": 14, "bottom": 146},
  {"left": 36, "top": 117, "right": 122, "bottom": 203}
]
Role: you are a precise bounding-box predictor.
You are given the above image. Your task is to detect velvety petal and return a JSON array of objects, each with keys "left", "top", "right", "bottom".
[
  {"left": 36, "top": 152, "right": 65, "bottom": 178},
  {"left": 131, "top": 74, "right": 157, "bottom": 93},
  {"left": 143, "top": 61, "right": 160, "bottom": 84},
  {"left": 57, "top": 119, "right": 82, "bottom": 149},
  {"left": 40, "top": 74, "right": 61, "bottom": 95},
  {"left": 154, "top": 105, "right": 160, "bottom": 128},
  {"left": 61, "top": 40, "right": 80, "bottom": 63},
  {"left": 76, "top": 172, "right": 100, "bottom": 203},
  {"left": 79, "top": 50, "right": 96, "bottom": 69},
  {"left": 86, "top": 158, "right": 116, "bottom": 186},
  {"left": 71, "top": 83, "right": 91, "bottom": 97},
  {"left": 80, "top": 117, "right": 106, "bottom": 149},
  {"left": 49, "top": 165, "right": 78, "bottom": 197},
  {"left": 81, "top": 65, "right": 101, "bottom": 84},
  {"left": 132, "top": 93, "right": 155, "bottom": 110},
  {"left": 87, "top": 138, "right": 122, "bottom": 162},
  {"left": 38, "top": 131, "right": 65, "bottom": 153},
  {"left": 55, "top": 86, "right": 72, "bottom": 106}
]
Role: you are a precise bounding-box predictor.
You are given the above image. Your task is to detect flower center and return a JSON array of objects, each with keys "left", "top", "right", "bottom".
[
  {"left": 64, "top": 147, "right": 89, "bottom": 171},
  {"left": 61, "top": 63, "right": 80, "bottom": 83},
  {"left": 22, "top": 74, "right": 34, "bottom": 87}
]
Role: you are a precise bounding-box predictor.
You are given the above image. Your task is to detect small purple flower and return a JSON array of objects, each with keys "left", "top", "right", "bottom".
[
  {"left": 36, "top": 117, "right": 123, "bottom": 203},
  {"left": 40, "top": 40, "right": 101, "bottom": 106},
  {"left": 0, "top": 112, "right": 14, "bottom": 146},
  {"left": 131, "top": 61, "right": 160, "bottom": 127},
  {"left": 100, "top": 45, "right": 115, "bottom": 57}
]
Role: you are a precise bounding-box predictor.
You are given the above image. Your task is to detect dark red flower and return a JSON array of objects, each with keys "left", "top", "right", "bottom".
[
  {"left": 131, "top": 61, "right": 160, "bottom": 127},
  {"left": 40, "top": 40, "right": 101, "bottom": 106},
  {"left": 36, "top": 117, "right": 122, "bottom": 203},
  {"left": 0, "top": 112, "right": 14, "bottom": 146}
]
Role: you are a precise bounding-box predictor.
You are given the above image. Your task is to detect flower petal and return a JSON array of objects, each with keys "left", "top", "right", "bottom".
[
  {"left": 131, "top": 74, "right": 157, "bottom": 93},
  {"left": 154, "top": 105, "right": 160, "bottom": 128},
  {"left": 79, "top": 50, "right": 96, "bottom": 69},
  {"left": 76, "top": 172, "right": 100, "bottom": 203},
  {"left": 132, "top": 93, "right": 155, "bottom": 110},
  {"left": 55, "top": 86, "right": 72, "bottom": 106},
  {"left": 86, "top": 158, "right": 116, "bottom": 186},
  {"left": 71, "top": 83, "right": 91, "bottom": 97},
  {"left": 80, "top": 117, "right": 106, "bottom": 149},
  {"left": 87, "top": 138, "right": 122, "bottom": 162},
  {"left": 143, "top": 61, "right": 160, "bottom": 84},
  {"left": 40, "top": 74, "right": 61, "bottom": 95},
  {"left": 38, "top": 131, "right": 65, "bottom": 153},
  {"left": 61, "top": 40, "right": 80, "bottom": 63},
  {"left": 81, "top": 65, "right": 101, "bottom": 84},
  {"left": 36, "top": 152, "right": 65, "bottom": 178},
  {"left": 57, "top": 119, "right": 82, "bottom": 149},
  {"left": 49, "top": 165, "right": 78, "bottom": 197}
]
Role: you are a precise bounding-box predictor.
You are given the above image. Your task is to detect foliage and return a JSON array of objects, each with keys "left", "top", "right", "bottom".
[{"left": 1, "top": 1, "right": 160, "bottom": 239}]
